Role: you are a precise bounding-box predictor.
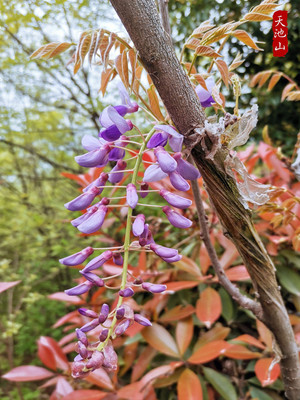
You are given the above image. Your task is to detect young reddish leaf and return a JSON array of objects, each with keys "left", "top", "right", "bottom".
[
  {"left": 225, "top": 265, "right": 250, "bottom": 281},
  {"left": 281, "top": 83, "right": 296, "bottom": 101},
  {"left": 199, "top": 243, "right": 211, "bottom": 274},
  {"left": 257, "top": 320, "right": 273, "bottom": 350},
  {"left": 38, "top": 337, "right": 69, "bottom": 372},
  {"left": 177, "top": 369, "right": 203, "bottom": 400},
  {"left": 85, "top": 368, "right": 114, "bottom": 391},
  {"left": 142, "top": 323, "right": 180, "bottom": 358},
  {"left": 268, "top": 73, "right": 281, "bottom": 91},
  {"left": 53, "top": 311, "right": 78, "bottom": 329},
  {"left": 176, "top": 317, "right": 194, "bottom": 356},
  {"left": 2, "top": 366, "right": 54, "bottom": 381},
  {"left": 120, "top": 342, "right": 138, "bottom": 376},
  {"left": 160, "top": 305, "right": 195, "bottom": 323},
  {"left": 196, "top": 287, "right": 222, "bottom": 328},
  {"left": 117, "top": 382, "right": 143, "bottom": 400},
  {"left": 232, "top": 334, "right": 265, "bottom": 350},
  {"left": 166, "top": 281, "right": 201, "bottom": 292},
  {"left": 56, "top": 377, "right": 73, "bottom": 397},
  {"left": 233, "top": 30, "right": 262, "bottom": 51},
  {"left": 255, "top": 358, "right": 280, "bottom": 386},
  {"left": 58, "top": 332, "right": 77, "bottom": 347},
  {"left": 0, "top": 281, "right": 21, "bottom": 294},
  {"left": 147, "top": 85, "right": 165, "bottom": 121},
  {"left": 131, "top": 346, "right": 157, "bottom": 383},
  {"left": 194, "top": 325, "right": 230, "bottom": 352},
  {"left": 175, "top": 255, "right": 202, "bottom": 278},
  {"left": 188, "top": 340, "right": 229, "bottom": 364},
  {"left": 195, "top": 45, "right": 221, "bottom": 58},
  {"left": 62, "top": 390, "right": 107, "bottom": 400},
  {"left": 216, "top": 59, "right": 229, "bottom": 88},
  {"left": 224, "top": 344, "right": 261, "bottom": 360},
  {"left": 218, "top": 238, "right": 239, "bottom": 270},
  {"left": 140, "top": 362, "right": 183, "bottom": 388},
  {"left": 48, "top": 292, "right": 84, "bottom": 304},
  {"left": 38, "top": 339, "right": 56, "bottom": 370}
]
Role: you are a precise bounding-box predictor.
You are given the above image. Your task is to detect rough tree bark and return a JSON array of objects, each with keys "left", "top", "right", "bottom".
[{"left": 109, "top": 1, "right": 300, "bottom": 398}]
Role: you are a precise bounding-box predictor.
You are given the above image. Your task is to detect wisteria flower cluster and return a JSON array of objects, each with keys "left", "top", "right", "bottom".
[{"left": 60, "top": 82, "right": 201, "bottom": 378}]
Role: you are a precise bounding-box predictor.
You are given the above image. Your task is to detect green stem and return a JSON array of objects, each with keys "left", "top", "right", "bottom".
[{"left": 97, "top": 128, "right": 156, "bottom": 351}]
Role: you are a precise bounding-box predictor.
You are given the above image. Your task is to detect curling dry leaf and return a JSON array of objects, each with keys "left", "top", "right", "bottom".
[
  {"left": 233, "top": 30, "right": 262, "bottom": 51},
  {"left": 216, "top": 59, "right": 229, "bottom": 87},
  {"left": 267, "top": 73, "right": 282, "bottom": 91},
  {"left": 281, "top": 83, "right": 296, "bottom": 101},
  {"left": 30, "top": 42, "right": 73, "bottom": 60},
  {"left": 287, "top": 91, "right": 300, "bottom": 101},
  {"left": 195, "top": 45, "right": 222, "bottom": 58}
]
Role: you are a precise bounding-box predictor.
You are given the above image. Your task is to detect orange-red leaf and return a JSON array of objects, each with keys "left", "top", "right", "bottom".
[
  {"left": 166, "top": 281, "right": 200, "bottom": 292},
  {"left": 30, "top": 42, "right": 73, "bottom": 60},
  {"left": 233, "top": 30, "right": 262, "bottom": 51},
  {"left": 216, "top": 59, "right": 229, "bottom": 87},
  {"left": 257, "top": 320, "right": 273, "bottom": 349},
  {"left": 160, "top": 305, "right": 195, "bottom": 323},
  {"left": 3, "top": 366, "right": 54, "bottom": 382},
  {"left": 147, "top": 85, "right": 165, "bottom": 121},
  {"left": 131, "top": 346, "right": 157, "bottom": 382},
  {"left": 224, "top": 344, "right": 261, "bottom": 360},
  {"left": 281, "top": 83, "right": 296, "bottom": 101},
  {"left": 188, "top": 340, "right": 229, "bottom": 364},
  {"left": 194, "top": 325, "right": 231, "bottom": 351},
  {"left": 232, "top": 334, "right": 265, "bottom": 350},
  {"left": 195, "top": 46, "right": 221, "bottom": 58},
  {"left": 255, "top": 358, "right": 280, "bottom": 387},
  {"left": 175, "top": 255, "right": 202, "bottom": 278},
  {"left": 37, "top": 337, "right": 69, "bottom": 372},
  {"left": 176, "top": 317, "right": 194, "bottom": 356},
  {"left": 196, "top": 287, "right": 222, "bottom": 328},
  {"left": 177, "top": 369, "right": 203, "bottom": 400},
  {"left": 268, "top": 73, "right": 281, "bottom": 91},
  {"left": 142, "top": 323, "right": 180, "bottom": 358},
  {"left": 62, "top": 390, "right": 106, "bottom": 400}
]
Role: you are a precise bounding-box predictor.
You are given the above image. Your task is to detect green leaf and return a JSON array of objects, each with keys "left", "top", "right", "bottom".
[
  {"left": 219, "top": 287, "right": 235, "bottom": 323},
  {"left": 249, "top": 386, "right": 273, "bottom": 400},
  {"left": 276, "top": 265, "right": 300, "bottom": 295},
  {"left": 202, "top": 367, "right": 237, "bottom": 400}
]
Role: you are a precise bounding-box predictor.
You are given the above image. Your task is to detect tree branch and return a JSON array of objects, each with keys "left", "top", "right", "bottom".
[{"left": 109, "top": 1, "right": 300, "bottom": 398}]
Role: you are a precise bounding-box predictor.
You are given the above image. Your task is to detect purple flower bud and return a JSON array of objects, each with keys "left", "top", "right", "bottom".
[
  {"left": 150, "top": 243, "right": 178, "bottom": 259},
  {"left": 108, "top": 160, "right": 127, "bottom": 184},
  {"left": 86, "top": 350, "right": 104, "bottom": 370},
  {"left": 119, "top": 287, "right": 134, "bottom": 297},
  {"left": 195, "top": 76, "right": 215, "bottom": 108},
  {"left": 99, "top": 303, "right": 110, "bottom": 324},
  {"left": 74, "top": 354, "right": 83, "bottom": 362},
  {"left": 99, "top": 329, "right": 109, "bottom": 342},
  {"left": 147, "top": 132, "right": 169, "bottom": 148},
  {"left": 59, "top": 246, "right": 94, "bottom": 266},
  {"left": 159, "top": 189, "right": 192, "bottom": 209},
  {"left": 161, "top": 254, "right": 182, "bottom": 263},
  {"left": 143, "top": 164, "right": 168, "bottom": 182},
  {"left": 78, "top": 308, "right": 98, "bottom": 319},
  {"left": 126, "top": 183, "right": 138, "bottom": 209},
  {"left": 139, "top": 224, "right": 154, "bottom": 246},
  {"left": 116, "top": 82, "right": 139, "bottom": 115},
  {"left": 82, "top": 251, "right": 113, "bottom": 273},
  {"left": 65, "top": 281, "right": 93, "bottom": 296},
  {"left": 134, "top": 314, "right": 152, "bottom": 327},
  {"left": 162, "top": 206, "right": 193, "bottom": 229},
  {"left": 76, "top": 328, "right": 88, "bottom": 346},
  {"left": 83, "top": 172, "right": 108, "bottom": 193},
  {"left": 173, "top": 153, "right": 200, "bottom": 180},
  {"left": 132, "top": 214, "right": 145, "bottom": 236},
  {"left": 109, "top": 135, "right": 128, "bottom": 161},
  {"left": 115, "top": 319, "right": 131, "bottom": 336},
  {"left": 139, "top": 183, "right": 149, "bottom": 198},
  {"left": 72, "top": 360, "right": 88, "bottom": 379},
  {"left": 154, "top": 146, "right": 177, "bottom": 173},
  {"left": 75, "top": 144, "right": 111, "bottom": 168},
  {"left": 100, "top": 197, "right": 110, "bottom": 206},
  {"left": 71, "top": 206, "right": 97, "bottom": 228},
  {"left": 154, "top": 124, "right": 183, "bottom": 152},
  {"left": 142, "top": 282, "right": 167, "bottom": 293},
  {"left": 116, "top": 307, "right": 125, "bottom": 320},
  {"left": 133, "top": 277, "right": 143, "bottom": 285},
  {"left": 77, "top": 205, "right": 108, "bottom": 234},
  {"left": 169, "top": 170, "right": 190, "bottom": 192},
  {"left": 80, "top": 271, "right": 104, "bottom": 287},
  {"left": 78, "top": 341, "right": 88, "bottom": 359},
  {"left": 113, "top": 252, "right": 123, "bottom": 266},
  {"left": 80, "top": 318, "right": 100, "bottom": 332},
  {"left": 64, "top": 187, "right": 100, "bottom": 211}
]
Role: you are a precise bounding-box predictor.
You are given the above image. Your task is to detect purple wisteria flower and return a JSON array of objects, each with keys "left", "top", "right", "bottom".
[
  {"left": 108, "top": 160, "right": 127, "bottom": 183},
  {"left": 75, "top": 143, "right": 112, "bottom": 168},
  {"left": 169, "top": 170, "right": 190, "bottom": 191},
  {"left": 154, "top": 146, "right": 177, "bottom": 173},
  {"left": 81, "top": 250, "right": 113, "bottom": 273},
  {"left": 109, "top": 135, "right": 128, "bottom": 161},
  {"left": 132, "top": 214, "right": 145, "bottom": 236},
  {"left": 65, "top": 280, "right": 93, "bottom": 296},
  {"left": 154, "top": 125, "right": 183, "bottom": 152},
  {"left": 99, "top": 106, "right": 133, "bottom": 141},
  {"left": 114, "top": 82, "right": 139, "bottom": 116},
  {"left": 64, "top": 187, "right": 100, "bottom": 211},
  {"left": 76, "top": 205, "right": 108, "bottom": 234},
  {"left": 195, "top": 76, "right": 215, "bottom": 108},
  {"left": 143, "top": 164, "right": 168, "bottom": 182},
  {"left": 147, "top": 131, "right": 169, "bottom": 149},
  {"left": 173, "top": 153, "right": 200, "bottom": 180},
  {"left": 59, "top": 246, "right": 94, "bottom": 266},
  {"left": 83, "top": 172, "right": 108, "bottom": 193},
  {"left": 126, "top": 183, "right": 138, "bottom": 208},
  {"left": 162, "top": 206, "right": 193, "bottom": 229},
  {"left": 159, "top": 189, "right": 192, "bottom": 209}
]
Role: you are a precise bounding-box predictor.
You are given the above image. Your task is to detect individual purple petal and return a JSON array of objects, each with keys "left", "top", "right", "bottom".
[
  {"left": 99, "top": 303, "right": 110, "bottom": 324},
  {"left": 100, "top": 106, "right": 133, "bottom": 134},
  {"left": 161, "top": 254, "right": 182, "bottom": 263},
  {"left": 99, "top": 329, "right": 109, "bottom": 342},
  {"left": 154, "top": 124, "right": 183, "bottom": 152},
  {"left": 117, "top": 81, "right": 139, "bottom": 113},
  {"left": 154, "top": 146, "right": 177, "bottom": 173},
  {"left": 99, "top": 125, "right": 123, "bottom": 141},
  {"left": 80, "top": 318, "right": 100, "bottom": 333},
  {"left": 126, "top": 183, "right": 138, "bottom": 209},
  {"left": 134, "top": 314, "right": 152, "bottom": 327},
  {"left": 173, "top": 153, "right": 200, "bottom": 180},
  {"left": 81, "top": 250, "right": 113, "bottom": 273},
  {"left": 72, "top": 360, "right": 88, "bottom": 379},
  {"left": 113, "top": 253, "right": 123, "bottom": 266},
  {"left": 65, "top": 281, "right": 93, "bottom": 296},
  {"left": 159, "top": 189, "right": 192, "bottom": 209},
  {"left": 116, "top": 307, "right": 125, "bottom": 320},
  {"left": 150, "top": 243, "right": 178, "bottom": 258},
  {"left": 195, "top": 76, "right": 215, "bottom": 108},
  {"left": 115, "top": 319, "right": 131, "bottom": 336},
  {"left": 75, "top": 144, "right": 111, "bottom": 168},
  {"left": 108, "top": 160, "right": 127, "bottom": 184},
  {"left": 109, "top": 135, "right": 128, "bottom": 161},
  {"left": 143, "top": 164, "right": 168, "bottom": 182},
  {"left": 132, "top": 214, "right": 145, "bottom": 236},
  {"left": 71, "top": 206, "right": 98, "bottom": 228},
  {"left": 76, "top": 328, "right": 88, "bottom": 346},
  {"left": 64, "top": 187, "right": 100, "bottom": 211},
  {"left": 86, "top": 350, "right": 104, "bottom": 370},
  {"left": 78, "top": 308, "right": 98, "bottom": 319},
  {"left": 139, "top": 224, "right": 154, "bottom": 246},
  {"left": 83, "top": 172, "right": 108, "bottom": 193},
  {"left": 74, "top": 354, "right": 83, "bottom": 362},
  {"left": 81, "top": 135, "right": 103, "bottom": 151},
  {"left": 77, "top": 205, "right": 108, "bottom": 234},
  {"left": 169, "top": 170, "right": 190, "bottom": 192},
  {"left": 80, "top": 271, "right": 104, "bottom": 287},
  {"left": 147, "top": 132, "right": 169, "bottom": 149},
  {"left": 59, "top": 246, "right": 94, "bottom": 266},
  {"left": 142, "top": 282, "right": 167, "bottom": 293},
  {"left": 162, "top": 206, "right": 192, "bottom": 229},
  {"left": 119, "top": 287, "right": 134, "bottom": 297},
  {"left": 139, "top": 182, "right": 149, "bottom": 198}
]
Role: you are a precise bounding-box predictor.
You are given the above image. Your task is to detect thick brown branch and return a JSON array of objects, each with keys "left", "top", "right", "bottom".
[{"left": 109, "top": 0, "right": 300, "bottom": 398}]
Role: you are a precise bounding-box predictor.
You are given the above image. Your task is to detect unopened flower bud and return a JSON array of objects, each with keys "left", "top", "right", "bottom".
[
  {"left": 76, "top": 328, "right": 88, "bottom": 347},
  {"left": 169, "top": 170, "right": 190, "bottom": 192},
  {"left": 142, "top": 282, "right": 167, "bottom": 293},
  {"left": 154, "top": 146, "right": 177, "bottom": 173},
  {"left": 150, "top": 243, "right": 178, "bottom": 259},
  {"left": 134, "top": 314, "right": 152, "bottom": 327},
  {"left": 115, "top": 319, "right": 131, "bottom": 336},
  {"left": 99, "top": 303, "right": 110, "bottom": 324},
  {"left": 80, "top": 318, "right": 100, "bottom": 333},
  {"left": 65, "top": 281, "right": 93, "bottom": 296},
  {"left": 119, "top": 287, "right": 134, "bottom": 297},
  {"left": 162, "top": 206, "right": 192, "bottom": 229},
  {"left": 108, "top": 160, "right": 127, "bottom": 183},
  {"left": 78, "top": 308, "right": 98, "bottom": 319},
  {"left": 116, "top": 307, "right": 125, "bottom": 320},
  {"left": 113, "top": 252, "right": 123, "bottom": 266},
  {"left": 64, "top": 187, "right": 100, "bottom": 211},
  {"left": 78, "top": 341, "right": 88, "bottom": 359},
  {"left": 77, "top": 205, "right": 108, "bottom": 234},
  {"left": 126, "top": 183, "right": 138, "bottom": 209},
  {"left": 86, "top": 350, "right": 104, "bottom": 370},
  {"left": 99, "top": 329, "right": 109, "bottom": 342},
  {"left": 80, "top": 271, "right": 104, "bottom": 287},
  {"left": 173, "top": 153, "right": 200, "bottom": 180},
  {"left": 132, "top": 214, "right": 145, "bottom": 236},
  {"left": 83, "top": 172, "right": 108, "bottom": 193},
  {"left": 159, "top": 189, "right": 192, "bottom": 209},
  {"left": 81, "top": 250, "right": 113, "bottom": 273},
  {"left": 59, "top": 246, "right": 94, "bottom": 266},
  {"left": 139, "top": 183, "right": 149, "bottom": 198}
]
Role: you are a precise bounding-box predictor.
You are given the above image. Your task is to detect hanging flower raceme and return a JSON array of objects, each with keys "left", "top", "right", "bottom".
[{"left": 60, "top": 82, "right": 201, "bottom": 378}]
